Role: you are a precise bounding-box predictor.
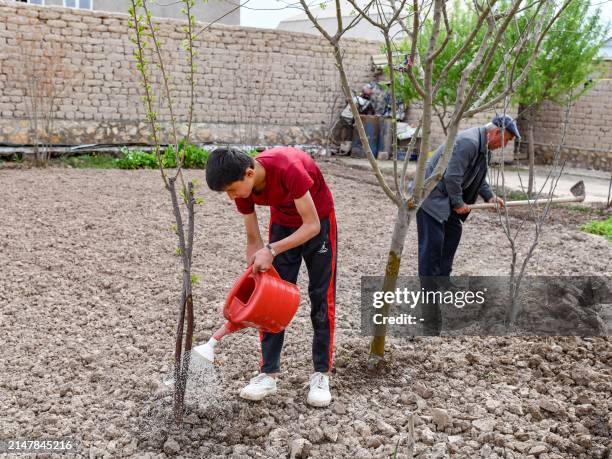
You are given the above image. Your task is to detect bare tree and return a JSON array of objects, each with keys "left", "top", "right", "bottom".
[
  {"left": 16, "top": 32, "right": 72, "bottom": 167},
  {"left": 240, "top": 40, "right": 269, "bottom": 147},
  {"left": 490, "top": 93, "right": 574, "bottom": 325},
  {"left": 606, "top": 174, "right": 612, "bottom": 209},
  {"left": 300, "top": 0, "right": 572, "bottom": 368},
  {"left": 319, "top": 55, "right": 344, "bottom": 156}
]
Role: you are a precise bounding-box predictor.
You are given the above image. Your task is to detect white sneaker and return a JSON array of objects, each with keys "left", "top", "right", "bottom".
[
  {"left": 307, "top": 372, "right": 332, "bottom": 407},
  {"left": 239, "top": 373, "right": 277, "bottom": 401}
]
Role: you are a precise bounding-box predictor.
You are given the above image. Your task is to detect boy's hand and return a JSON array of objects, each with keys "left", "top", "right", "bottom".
[
  {"left": 246, "top": 242, "right": 263, "bottom": 266},
  {"left": 251, "top": 247, "right": 274, "bottom": 274}
]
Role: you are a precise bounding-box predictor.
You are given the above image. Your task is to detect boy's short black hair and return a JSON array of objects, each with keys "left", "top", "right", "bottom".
[{"left": 206, "top": 147, "right": 255, "bottom": 191}]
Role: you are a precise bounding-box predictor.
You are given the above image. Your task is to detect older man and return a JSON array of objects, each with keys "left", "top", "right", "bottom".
[{"left": 416, "top": 115, "right": 520, "bottom": 332}]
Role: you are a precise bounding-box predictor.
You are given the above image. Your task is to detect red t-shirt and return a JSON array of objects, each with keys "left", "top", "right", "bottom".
[{"left": 235, "top": 147, "right": 334, "bottom": 227}]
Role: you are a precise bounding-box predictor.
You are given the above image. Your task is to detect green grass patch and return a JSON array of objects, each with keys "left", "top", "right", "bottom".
[
  {"left": 493, "top": 188, "right": 530, "bottom": 201},
  {"left": 57, "top": 153, "right": 119, "bottom": 169},
  {"left": 580, "top": 217, "right": 612, "bottom": 241},
  {"left": 117, "top": 145, "right": 258, "bottom": 170},
  {"left": 30, "top": 145, "right": 260, "bottom": 170},
  {"left": 561, "top": 204, "right": 592, "bottom": 213}
]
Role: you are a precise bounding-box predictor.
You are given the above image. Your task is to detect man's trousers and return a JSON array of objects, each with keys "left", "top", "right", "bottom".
[
  {"left": 416, "top": 208, "right": 463, "bottom": 335},
  {"left": 416, "top": 208, "right": 463, "bottom": 277},
  {"left": 260, "top": 211, "right": 337, "bottom": 374}
]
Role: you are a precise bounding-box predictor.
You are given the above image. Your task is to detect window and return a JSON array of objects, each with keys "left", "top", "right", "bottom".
[
  {"left": 64, "top": 0, "right": 92, "bottom": 9},
  {"left": 14, "top": 0, "right": 45, "bottom": 4}
]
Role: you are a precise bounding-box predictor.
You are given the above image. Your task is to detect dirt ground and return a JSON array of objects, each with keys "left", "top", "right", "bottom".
[{"left": 1, "top": 161, "right": 611, "bottom": 459}]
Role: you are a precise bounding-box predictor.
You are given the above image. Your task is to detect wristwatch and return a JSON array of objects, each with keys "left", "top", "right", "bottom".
[{"left": 265, "top": 243, "right": 277, "bottom": 257}]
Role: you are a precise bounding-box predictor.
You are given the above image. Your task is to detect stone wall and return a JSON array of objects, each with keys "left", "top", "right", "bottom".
[
  {"left": 2, "top": 2, "right": 611, "bottom": 172},
  {"left": 0, "top": 1, "right": 379, "bottom": 146},
  {"left": 517, "top": 60, "right": 612, "bottom": 171}
]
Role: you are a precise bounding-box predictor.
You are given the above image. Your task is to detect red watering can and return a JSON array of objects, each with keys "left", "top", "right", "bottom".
[{"left": 191, "top": 266, "right": 300, "bottom": 364}]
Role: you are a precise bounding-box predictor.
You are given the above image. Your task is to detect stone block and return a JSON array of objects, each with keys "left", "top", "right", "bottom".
[
  {"left": 38, "top": 10, "right": 61, "bottom": 20},
  {"left": 81, "top": 16, "right": 102, "bottom": 24},
  {"left": 107, "top": 25, "right": 125, "bottom": 35},
  {"left": 88, "top": 24, "right": 107, "bottom": 33},
  {"left": 102, "top": 18, "right": 120, "bottom": 26},
  {"left": 46, "top": 20, "right": 67, "bottom": 28}
]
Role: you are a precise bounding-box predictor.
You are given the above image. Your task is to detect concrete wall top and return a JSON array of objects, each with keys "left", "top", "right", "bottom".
[{"left": 27, "top": 0, "right": 241, "bottom": 24}]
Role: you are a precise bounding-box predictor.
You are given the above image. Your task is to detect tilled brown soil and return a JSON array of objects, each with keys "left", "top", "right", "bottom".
[{"left": 1, "top": 163, "right": 611, "bottom": 459}]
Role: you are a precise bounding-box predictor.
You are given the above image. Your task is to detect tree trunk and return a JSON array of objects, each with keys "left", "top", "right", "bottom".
[
  {"left": 525, "top": 106, "right": 536, "bottom": 197},
  {"left": 606, "top": 173, "right": 611, "bottom": 208},
  {"left": 368, "top": 204, "right": 411, "bottom": 368},
  {"left": 168, "top": 179, "right": 196, "bottom": 424}
]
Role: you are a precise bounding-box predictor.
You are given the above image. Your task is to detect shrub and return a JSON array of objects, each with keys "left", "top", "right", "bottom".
[
  {"left": 161, "top": 146, "right": 177, "bottom": 168},
  {"left": 162, "top": 142, "right": 209, "bottom": 169},
  {"left": 117, "top": 144, "right": 222, "bottom": 169},
  {"left": 117, "top": 148, "right": 158, "bottom": 169},
  {"left": 182, "top": 143, "right": 209, "bottom": 169},
  {"left": 581, "top": 217, "right": 612, "bottom": 241}
]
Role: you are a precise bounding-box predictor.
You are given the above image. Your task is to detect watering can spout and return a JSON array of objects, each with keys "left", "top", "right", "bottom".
[
  {"left": 191, "top": 337, "right": 218, "bottom": 364},
  {"left": 191, "top": 321, "right": 240, "bottom": 365}
]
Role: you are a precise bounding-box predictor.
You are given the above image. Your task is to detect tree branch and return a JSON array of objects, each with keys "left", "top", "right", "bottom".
[
  {"left": 300, "top": 0, "right": 399, "bottom": 203},
  {"left": 465, "top": 0, "right": 573, "bottom": 116},
  {"left": 432, "top": 1, "right": 496, "bottom": 96}
]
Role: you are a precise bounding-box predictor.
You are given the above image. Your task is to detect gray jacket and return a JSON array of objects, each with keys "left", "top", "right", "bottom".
[{"left": 419, "top": 127, "right": 494, "bottom": 223}]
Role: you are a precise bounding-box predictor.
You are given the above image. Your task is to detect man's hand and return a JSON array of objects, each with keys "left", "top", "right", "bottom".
[
  {"left": 453, "top": 204, "right": 471, "bottom": 215},
  {"left": 487, "top": 195, "right": 505, "bottom": 209},
  {"left": 250, "top": 247, "right": 274, "bottom": 275}
]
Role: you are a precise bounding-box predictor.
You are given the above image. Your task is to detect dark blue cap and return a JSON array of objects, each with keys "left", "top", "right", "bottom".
[{"left": 492, "top": 114, "right": 521, "bottom": 140}]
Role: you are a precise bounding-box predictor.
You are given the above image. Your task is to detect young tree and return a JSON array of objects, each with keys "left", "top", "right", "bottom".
[
  {"left": 510, "top": 0, "right": 608, "bottom": 195},
  {"left": 301, "top": 0, "right": 572, "bottom": 368},
  {"left": 486, "top": 93, "right": 574, "bottom": 327},
  {"left": 128, "top": 0, "right": 200, "bottom": 423}
]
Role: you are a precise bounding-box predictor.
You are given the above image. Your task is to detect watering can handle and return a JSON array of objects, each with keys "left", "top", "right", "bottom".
[
  {"left": 266, "top": 265, "right": 281, "bottom": 279},
  {"left": 246, "top": 264, "right": 281, "bottom": 279}
]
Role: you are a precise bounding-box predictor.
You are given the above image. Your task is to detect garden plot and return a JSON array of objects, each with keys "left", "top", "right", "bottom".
[{"left": 1, "top": 164, "right": 610, "bottom": 458}]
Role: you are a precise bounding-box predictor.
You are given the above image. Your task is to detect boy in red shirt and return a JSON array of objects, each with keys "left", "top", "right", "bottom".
[{"left": 205, "top": 147, "right": 337, "bottom": 407}]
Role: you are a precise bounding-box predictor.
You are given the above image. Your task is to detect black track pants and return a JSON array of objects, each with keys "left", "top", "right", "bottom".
[{"left": 260, "top": 211, "right": 337, "bottom": 374}]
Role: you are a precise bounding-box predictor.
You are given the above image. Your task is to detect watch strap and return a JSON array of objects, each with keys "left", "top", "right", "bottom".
[{"left": 265, "top": 243, "right": 277, "bottom": 257}]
